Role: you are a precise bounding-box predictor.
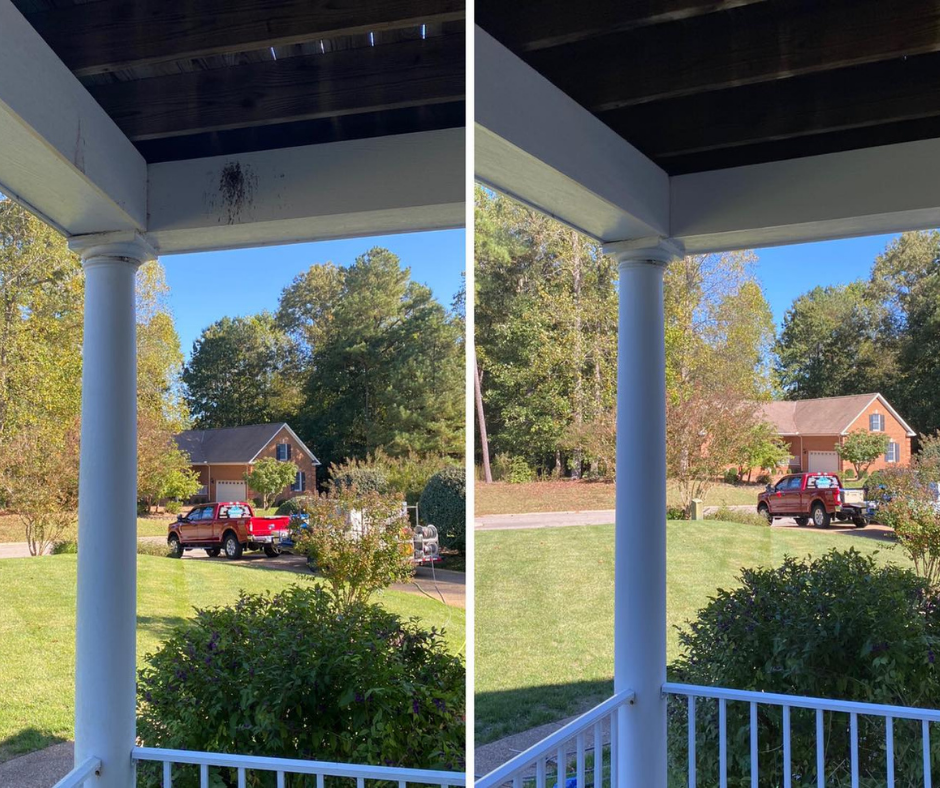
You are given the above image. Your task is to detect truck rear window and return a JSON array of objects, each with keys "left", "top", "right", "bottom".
[
  {"left": 219, "top": 504, "right": 247, "bottom": 518},
  {"left": 807, "top": 475, "right": 837, "bottom": 489}
]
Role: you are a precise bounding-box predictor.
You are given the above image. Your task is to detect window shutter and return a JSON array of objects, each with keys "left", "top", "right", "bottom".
[
  {"left": 301, "top": 471, "right": 306, "bottom": 491},
  {"left": 287, "top": 443, "right": 292, "bottom": 460}
]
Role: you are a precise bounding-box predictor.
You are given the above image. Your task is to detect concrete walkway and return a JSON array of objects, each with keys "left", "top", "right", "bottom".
[{"left": 0, "top": 742, "right": 73, "bottom": 787}]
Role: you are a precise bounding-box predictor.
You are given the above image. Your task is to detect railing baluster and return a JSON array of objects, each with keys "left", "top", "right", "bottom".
[
  {"left": 557, "top": 744, "right": 566, "bottom": 788},
  {"left": 163, "top": 759, "right": 172, "bottom": 788},
  {"left": 513, "top": 776, "right": 521, "bottom": 788},
  {"left": 238, "top": 765, "right": 246, "bottom": 788},
  {"left": 200, "top": 763, "right": 209, "bottom": 788},
  {"left": 357, "top": 776, "right": 365, "bottom": 788},
  {"left": 850, "top": 712, "right": 859, "bottom": 788},
  {"left": 317, "top": 772, "right": 325, "bottom": 788},
  {"left": 886, "top": 716, "right": 894, "bottom": 788},
  {"left": 688, "top": 695, "right": 696, "bottom": 788},
  {"left": 593, "top": 721, "right": 601, "bottom": 788},
  {"left": 536, "top": 756, "right": 546, "bottom": 788},
  {"left": 816, "top": 708, "right": 824, "bottom": 788},
  {"left": 783, "top": 705, "right": 791, "bottom": 788},
  {"left": 719, "top": 698, "right": 727, "bottom": 788},
  {"left": 277, "top": 771, "right": 286, "bottom": 788},
  {"left": 576, "top": 732, "right": 585, "bottom": 788},
  {"left": 925, "top": 719, "right": 932, "bottom": 788},
  {"left": 749, "top": 701, "right": 757, "bottom": 788},
  {"left": 610, "top": 711, "right": 618, "bottom": 788}
]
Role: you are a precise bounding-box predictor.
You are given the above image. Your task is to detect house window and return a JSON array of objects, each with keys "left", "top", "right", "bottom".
[
  {"left": 276, "top": 443, "right": 292, "bottom": 461},
  {"left": 886, "top": 442, "right": 900, "bottom": 463},
  {"left": 870, "top": 413, "right": 885, "bottom": 432},
  {"left": 291, "top": 471, "right": 306, "bottom": 492}
]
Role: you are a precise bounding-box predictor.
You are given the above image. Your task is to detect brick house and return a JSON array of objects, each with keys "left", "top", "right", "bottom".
[
  {"left": 175, "top": 423, "right": 320, "bottom": 503},
  {"left": 759, "top": 393, "right": 915, "bottom": 475}
]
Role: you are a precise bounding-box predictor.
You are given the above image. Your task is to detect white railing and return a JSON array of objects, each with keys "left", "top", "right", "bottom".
[
  {"left": 665, "top": 682, "right": 940, "bottom": 788},
  {"left": 475, "top": 690, "right": 635, "bottom": 788},
  {"left": 133, "top": 747, "right": 467, "bottom": 788},
  {"left": 51, "top": 756, "right": 101, "bottom": 788}
]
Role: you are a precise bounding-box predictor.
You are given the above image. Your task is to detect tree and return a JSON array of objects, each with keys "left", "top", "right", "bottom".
[
  {"left": 137, "top": 413, "right": 200, "bottom": 510},
  {"left": 877, "top": 468, "right": 940, "bottom": 589},
  {"left": 182, "top": 313, "right": 300, "bottom": 429},
  {"left": 294, "top": 248, "right": 464, "bottom": 465},
  {"left": 244, "top": 457, "right": 298, "bottom": 509},
  {"left": 836, "top": 429, "right": 889, "bottom": 478},
  {"left": 737, "top": 422, "right": 791, "bottom": 481}
]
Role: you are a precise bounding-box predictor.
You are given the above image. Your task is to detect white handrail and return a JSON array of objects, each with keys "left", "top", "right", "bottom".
[
  {"left": 133, "top": 747, "right": 466, "bottom": 785},
  {"left": 51, "top": 757, "right": 101, "bottom": 788},
  {"left": 665, "top": 682, "right": 940, "bottom": 722},
  {"left": 476, "top": 690, "right": 635, "bottom": 788}
]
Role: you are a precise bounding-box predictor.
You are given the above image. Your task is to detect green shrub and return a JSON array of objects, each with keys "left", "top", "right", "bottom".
[
  {"left": 668, "top": 549, "right": 940, "bottom": 786},
  {"left": 666, "top": 506, "right": 687, "bottom": 521},
  {"left": 755, "top": 473, "right": 772, "bottom": 485},
  {"left": 506, "top": 456, "right": 534, "bottom": 484},
  {"left": 419, "top": 467, "right": 466, "bottom": 553},
  {"left": 275, "top": 495, "right": 316, "bottom": 516},
  {"left": 50, "top": 540, "right": 77, "bottom": 555},
  {"left": 705, "top": 506, "right": 767, "bottom": 528},
  {"left": 164, "top": 499, "right": 182, "bottom": 515},
  {"left": 330, "top": 466, "right": 390, "bottom": 495},
  {"left": 722, "top": 468, "right": 740, "bottom": 485},
  {"left": 136, "top": 586, "right": 464, "bottom": 787},
  {"left": 136, "top": 539, "right": 172, "bottom": 557}
]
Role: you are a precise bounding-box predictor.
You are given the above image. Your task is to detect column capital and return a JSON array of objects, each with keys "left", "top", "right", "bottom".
[
  {"left": 603, "top": 236, "right": 684, "bottom": 266},
  {"left": 68, "top": 230, "right": 157, "bottom": 267}
]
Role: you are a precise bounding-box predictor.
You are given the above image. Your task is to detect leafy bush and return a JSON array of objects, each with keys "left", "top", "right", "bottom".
[
  {"left": 164, "top": 499, "right": 182, "bottom": 515},
  {"left": 506, "top": 456, "right": 534, "bottom": 484},
  {"left": 722, "top": 468, "right": 740, "bottom": 485},
  {"left": 876, "top": 467, "right": 940, "bottom": 587},
  {"left": 666, "top": 506, "right": 687, "bottom": 521},
  {"left": 668, "top": 549, "right": 940, "bottom": 786},
  {"left": 275, "top": 495, "right": 316, "bottom": 516},
  {"left": 330, "top": 465, "right": 390, "bottom": 495},
  {"left": 137, "top": 539, "right": 173, "bottom": 557},
  {"left": 50, "top": 540, "right": 77, "bottom": 555},
  {"left": 419, "top": 467, "right": 466, "bottom": 553},
  {"left": 755, "top": 473, "right": 772, "bottom": 485},
  {"left": 137, "top": 586, "right": 464, "bottom": 787},
  {"left": 292, "top": 488, "right": 413, "bottom": 606},
  {"left": 705, "top": 506, "right": 768, "bottom": 528},
  {"left": 244, "top": 457, "right": 298, "bottom": 509}
]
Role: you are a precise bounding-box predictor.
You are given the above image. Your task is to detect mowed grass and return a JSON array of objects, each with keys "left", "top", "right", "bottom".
[
  {"left": 0, "top": 513, "right": 169, "bottom": 543},
  {"left": 475, "top": 520, "right": 905, "bottom": 744},
  {"left": 474, "top": 480, "right": 764, "bottom": 516},
  {"left": 0, "top": 555, "right": 464, "bottom": 762}
]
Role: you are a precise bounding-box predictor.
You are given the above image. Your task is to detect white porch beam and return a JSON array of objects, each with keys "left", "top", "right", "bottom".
[
  {"left": 69, "top": 231, "right": 154, "bottom": 788},
  {"left": 671, "top": 137, "right": 940, "bottom": 253},
  {"left": 475, "top": 27, "right": 669, "bottom": 242},
  {"left": 604, "top": 237, "right": 683, "bottom": 788},
  {"left": 144, "top": 129, "right": 465, "bottom": 255},
  {"left": 0, "top": 0, "right": 146, "bottom": 236}
]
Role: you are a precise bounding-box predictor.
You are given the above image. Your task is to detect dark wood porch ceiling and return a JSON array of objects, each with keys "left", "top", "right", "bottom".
[
  {"left": 13, "top": 0, "right": 466, "bottom": 163},
  {"left": 477, "top": 0, "right": 940, "bottom": 174}
]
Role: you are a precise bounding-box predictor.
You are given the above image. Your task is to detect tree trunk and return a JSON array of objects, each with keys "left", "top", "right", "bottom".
[
  {"left": 474, "top": 349, "right": 493, "bottom": 483},
  {"left": 571, "top": 231, "right": 584, "bottom": 480}
]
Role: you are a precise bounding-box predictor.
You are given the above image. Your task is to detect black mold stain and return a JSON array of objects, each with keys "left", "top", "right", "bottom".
[{"left": 218, "top": 161, "right": 257, "bottom": 224}]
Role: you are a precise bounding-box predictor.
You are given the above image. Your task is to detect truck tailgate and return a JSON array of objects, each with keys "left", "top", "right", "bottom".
[{"left": 249, "top": 517, "right": 290, "bottom": 536}]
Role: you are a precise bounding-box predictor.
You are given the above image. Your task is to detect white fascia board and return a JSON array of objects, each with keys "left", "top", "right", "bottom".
[
  {"left": 145, "top": 129, "right": 464, "bottom": 255},
  {"left": 475, "top": 27, "right": 669, "bottom": 243},
  {"left": 671, "top": 138, "right": 940, "bottom": 254},
  {"left": 0, "top": 0, "right": 146, "bottom": 235}
]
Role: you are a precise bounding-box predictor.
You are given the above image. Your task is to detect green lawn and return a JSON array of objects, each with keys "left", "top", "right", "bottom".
[
  {"left": 475, "top": 520, "right": 905, "bottom": 744},
  {"left": 475, "top": 480, "right": 764, "bottom": 516},
  {"left": 0, "top": 555, "right": 464, "bottom": 763},
  {"left": 0, "top": 514, "right": 168, "bottom": 543}
]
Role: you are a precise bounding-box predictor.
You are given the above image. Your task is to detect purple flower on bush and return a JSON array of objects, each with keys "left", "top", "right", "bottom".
[
  {"left": 412, "top": 699, "right": 420, "bottom": 714},
  {"left": 930, "top": 649, "right": 936, "bottom": 664}
]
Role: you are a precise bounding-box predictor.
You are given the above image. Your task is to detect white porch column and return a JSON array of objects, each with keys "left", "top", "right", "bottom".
[
  {"left": 604, "top": 237, "right": 683, "bottom": 788},
  {"left": 68, "top": 232, "right": 155, "bottom": 787}
]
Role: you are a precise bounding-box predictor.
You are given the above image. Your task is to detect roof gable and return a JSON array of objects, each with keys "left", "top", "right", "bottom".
[
  {"left": 758, "top": 394, "right": 916, "bottom": 437},
  {"left": 175, "top": 423, "right": 321, "bottom": 465}
]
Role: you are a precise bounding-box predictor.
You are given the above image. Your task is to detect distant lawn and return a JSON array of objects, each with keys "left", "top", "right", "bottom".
[
  {"left": 0, "top": 555, "right": 464, "bottom": 763},
  {"left": 475, "top": 480, "right": 764, "bottom": 516},
  {"left": 475, "top": 520, "right": 906, "bottom": 744},
  {"left": 0, "top": 514, "right": 166, "bottom": 543}
]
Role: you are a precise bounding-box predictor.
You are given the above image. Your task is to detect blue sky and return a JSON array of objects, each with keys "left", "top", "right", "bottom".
[
  {"left": 753, "top": 233, "right": 901, "bottom": 329},
  {"left": 162, "top": 229, "right": 465, "bottom": 358}
]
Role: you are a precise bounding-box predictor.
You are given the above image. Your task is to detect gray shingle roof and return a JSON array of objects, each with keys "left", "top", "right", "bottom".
[
  {"left": 175, "top": 423, "right": 320, "bottom": 465},
  {"left": 758, "top": 393, "right": 915, "bottom": 437}
]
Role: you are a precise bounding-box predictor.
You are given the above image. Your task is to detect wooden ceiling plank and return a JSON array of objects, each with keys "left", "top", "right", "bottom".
[
  {"left": 521, "top": 0, "right": 940, "bottom": 112},
  {"left": 477, "top": 0, "right": 767, "bottom": 51},
  {"left": 87, "top": 34, "right": 465, "bottom": 141},
  {"left": 603, "top": 54, "right": 940, "bottom": 161},
  {"left": 26, "top": 0, "right": 465, "bottom": 77}
]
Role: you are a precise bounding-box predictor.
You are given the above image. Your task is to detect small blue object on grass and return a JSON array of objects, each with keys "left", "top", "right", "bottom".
[{"left": 552, "top": 777, "right": 578, "bottom": 788}]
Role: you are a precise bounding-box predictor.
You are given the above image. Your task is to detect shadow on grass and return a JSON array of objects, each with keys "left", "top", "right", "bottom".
[
  {"left": 137, "top": 613, "right": 191, "bottom": 643},
  {"left": 475, "top": 679, "right": 614, "bottom": 745},
  {"left": 0, "top": 728, "right": 69, "bottom": 763}
]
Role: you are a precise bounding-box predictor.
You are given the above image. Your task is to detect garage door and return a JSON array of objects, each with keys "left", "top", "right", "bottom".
[
  {"left": 807, "top": 451, "right": 839, "bottom": 473},
  {"left": 215, "top": 480, "right": 247, "bottom": 501}
]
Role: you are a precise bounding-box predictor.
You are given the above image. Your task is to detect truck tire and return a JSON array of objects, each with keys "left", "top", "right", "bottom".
[
  {"left": 168, "top": 534, "right": 183, "bottom": 558},
  {"left": 757, "top": 503, "right": 772, "bottom": 524},
  {"left": 811, "top": 502, "right": 831, "bottom": 529},
  {"left": 263, "top": 544, "right": 281, "bottom": 558},
  {"left": 205, "top": 547, "right": 221, "bottom": 557},
  {"left": 795, "top": 517, "right": 809, "bottom": 527},
  {"left": 223, "top": 532, "right": 243, "bottom": 559},
  {"left": 853, "top": 517, "right": 868, "bottom": 529}
]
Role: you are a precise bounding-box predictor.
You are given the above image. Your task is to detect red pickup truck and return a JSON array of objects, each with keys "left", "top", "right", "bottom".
[
  {"left": 757, "top": 472, "right": 863, "bottom": 528},
  {"left": 167, "top": 501, "right": 291, "bottom": 559}
]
